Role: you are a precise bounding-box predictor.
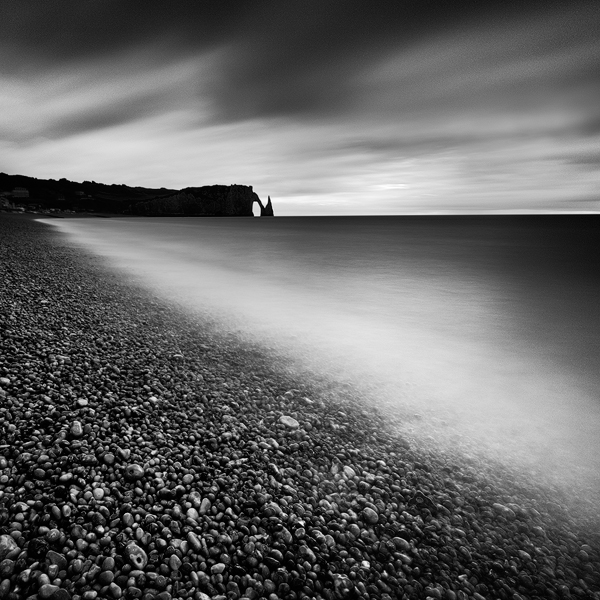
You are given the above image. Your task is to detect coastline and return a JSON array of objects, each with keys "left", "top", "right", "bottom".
[{"left": 1, "top": 213, "right": 599, "bottom": 600}]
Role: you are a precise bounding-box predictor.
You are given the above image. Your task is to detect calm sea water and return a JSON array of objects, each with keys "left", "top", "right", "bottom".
[{"left": 42, "top": 215, "right": 600, "bottom": 492}]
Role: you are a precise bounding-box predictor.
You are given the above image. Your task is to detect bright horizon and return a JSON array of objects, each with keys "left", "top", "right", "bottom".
[{"left": 1, "top": 2, "right": 599, "bottom": 216}]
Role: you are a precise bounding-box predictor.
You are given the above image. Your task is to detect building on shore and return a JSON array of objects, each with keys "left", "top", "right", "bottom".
[{"left": 11, "top": 187, "right": 29, "bottom": 198}]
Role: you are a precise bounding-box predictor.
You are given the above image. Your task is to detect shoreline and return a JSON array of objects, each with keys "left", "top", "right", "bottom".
[{"left": 1, "top": 213, "right": 599, "bottom": 600}]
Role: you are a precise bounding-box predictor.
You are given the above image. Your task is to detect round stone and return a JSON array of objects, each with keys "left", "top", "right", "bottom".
[
  {"left": 343, "top": 466, "right": 356, "bottom": 478},
  {"left": 169, "top": 555, "right": 182, "bottom": 571},
  {"left": 124, "top": 464, "right": 145, "bottom": 480},
  {"left": 71, "top": 421, "right": 84, "bottom": 437},
  {"left": 0, "top": 535, "right": 18, "bottom": 560},
  {"left": 124, "top": 543, "right": 148, "bottom": 569},
  {"left": 98, "top": 570, "right": 115, "bottom": 585},
  {"left": 362, "top": 507, "right": 379, "bottom": 524},
  {"left": 279, "top": 415, "right": 300, "bottom": 429},
  {"left": 186, "top": 507, "right": 199, "bottom": 520},
  {"left": 39, "top": 584, "right": 59, "bottom": 599},
  {"left": 0, "top": 559, "right": 15, "bottom": 578}
]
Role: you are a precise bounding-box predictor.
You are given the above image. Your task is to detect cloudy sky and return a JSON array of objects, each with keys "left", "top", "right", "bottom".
[{"left": 1, "top": 1, "right": 599, "bottom": 215}]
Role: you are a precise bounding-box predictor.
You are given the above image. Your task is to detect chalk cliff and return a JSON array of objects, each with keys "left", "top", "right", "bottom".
[
  {"left": 261, "top": 196, "right": 275, "bottom": 216},
  {"left": 130, "top": 185, "right": 268, "bottom": 216}
]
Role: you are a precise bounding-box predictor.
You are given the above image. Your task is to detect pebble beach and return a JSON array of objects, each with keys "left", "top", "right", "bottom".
[{"left": 1, "top": 214, "right": 599, "bottom": 600}]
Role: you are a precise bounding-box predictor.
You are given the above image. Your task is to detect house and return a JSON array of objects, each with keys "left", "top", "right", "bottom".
[{"left": 12, "top": 187, "right": 29, "bottom": 198}]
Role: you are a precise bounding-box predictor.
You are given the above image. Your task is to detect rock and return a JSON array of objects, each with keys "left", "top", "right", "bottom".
[
  {"left": 343, "top": 466, "right": 356, "bottom": 478},
  {"left": 0, "top": 378, "right": 10, "bottom": 386},
  {"left": 261, "top": 196, "right": 275, "bottom": 216},
  {"left": 0, "top": 560, "right": 14, "bottom": 578},
  {"left": 47, "top": 550, "right": 68, "bottom": 571},
  {"left": 130, "top": 185, "right": 267, "bottom": 217},
  {"left": 188, "top": 491, "right": 201, "bottom": 508},
  {"left": 27, "top": 537, "right": 49, "bottom": 559},
  {"left": 199, "top": 498, "right": 211, "bottom": 515},
  {"left": 393, "top": 537, "right": 411, "bottom": 552},
  {"left": 124, "top": 543, "right": 148, "bottom": 569},
  {"left": 124, "top": 464, "right": 145, "bottom": 480},
  {"left": 492, "top": 503, "right": 516, "bottom": 520},
  {"left": 98, "top": 570, "right": 115, "bottom": 585},
  {"left": 187, "top": 532, "right": 202, "bottom": 552},
  {"left": 186, "top": 507, "right": 199, "bottom": 520},
  {"left": 279, "top": 415, "right": 300, "bottom": 429},
  {"left": 103, "top": 453, "right": 116, "bottom": 465},
  {"left": 70, "top": 421, "right": 84, "bottom": 437},
  {"left": 211, "top": 563, "right": 226, "bottom": 574},
  {"left": 76, "top": 398, "right": 88, "bottom": 407},
  {"left": 118, "top": 447, "right": 131, "bottom": 460},
  {"left": 168, "top": 555, "right": 182, "bottom": 571},
  {"left": 362, "top": 507, "right": 379, "bottom": 524},
  {"left": 0, "top": 536, "right": 17, "bottom": 560},
  {"left": 39, "top": 584, "right": 60, "bottom": 599}
]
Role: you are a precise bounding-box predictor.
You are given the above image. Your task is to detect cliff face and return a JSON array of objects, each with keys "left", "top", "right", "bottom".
[
  {"left": 261, "top": 196, "right": 275, "bottom": 216},
  {"left": 130, "top": 185, "right": 266, "bottom": 217}
]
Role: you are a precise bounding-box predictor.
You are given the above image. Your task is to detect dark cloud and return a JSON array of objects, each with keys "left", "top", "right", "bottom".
[
  {"left": 0, "top": 0, "right": 242, "bottom": 72},
  {"left": 46, "top": 92, "right": 169, "bottom": 138},
  {"left": 579, "top": 115, "right": 600, "bottom": 137},
  {"left": 567, "top": 152, "right": 600, "bottom": 167},
  {"left": 3, "top": 0, "right": 590, "bottom": 123}
]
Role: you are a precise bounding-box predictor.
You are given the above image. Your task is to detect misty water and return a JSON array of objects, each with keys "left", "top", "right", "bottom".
[{"left": 41, "top": 215, "right": 600, "bottom": 500}]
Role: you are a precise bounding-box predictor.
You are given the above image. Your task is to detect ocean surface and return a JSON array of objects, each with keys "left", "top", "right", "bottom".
[{"left": 41, "top": 215, "right": 600, "bottom": 495}]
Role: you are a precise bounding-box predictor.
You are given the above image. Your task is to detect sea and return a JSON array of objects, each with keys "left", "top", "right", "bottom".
[{"left": 41, "top": 215, "right": 600, "bottom": 498}]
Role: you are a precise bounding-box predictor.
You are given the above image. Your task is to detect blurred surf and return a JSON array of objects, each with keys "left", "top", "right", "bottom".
[{"left": 40, "top": 214, "right": 600, "bottom": 494}]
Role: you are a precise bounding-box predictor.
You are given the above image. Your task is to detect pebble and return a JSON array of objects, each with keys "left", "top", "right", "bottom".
[
  {"left": 92, "top": 487, "right": 105, "bottom": 500},
  {"left": 211, "top": 563, "right": 226, "bottom": 574},
  {"left": 168, "top": 555, "right": 182, "bottom": 571},
  {"left": 0, "top": 560, "right": 14, "bottom": 578},
  {"left": 187, "top": 532, "right": 202, "bottom": 552},
  {"left": 343, "top": 465, "right": 356, "bottom": 478},
  {"left": 124, "top": 543, "right": 148, "bottom": 569},
  {"left": 103, "top": 452, "right": 116, "bottom": 465},
  {"left": 125, "top": 464, "right": 145, "bottom": 480},
  {"left": 362, "top": 507, "right": 379, "bottom": 524},
  {"left": 39, "top": 584, "right": 59, "bottom": 599},
  {"left": 199, "top": 498, "right": 211, "bottom": 515},
  {"left": 0, "top": 536, "right": 17, "bottom": 560},
  {"left": 70, "top": 420, "right": 84, "bottom": 437},
  {"left": 47, "top": 550, "right": 68, "bottom": 571},
  {"left": 279, "top": 415, "right": 300, "bottom": 429}
]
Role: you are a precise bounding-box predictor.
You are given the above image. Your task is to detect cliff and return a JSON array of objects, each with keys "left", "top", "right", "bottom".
[
  {"left": 261, "top": 196, "right": 275, "bottom": 216},
  {"left": 0, "top": 172, "right": 274, "bottom": 216},
  {"left": 0, "top": 171, "right": 175, "bottom": 213},
  {"left": 129, "top": 185, "right": 266, "bottom": 217}
]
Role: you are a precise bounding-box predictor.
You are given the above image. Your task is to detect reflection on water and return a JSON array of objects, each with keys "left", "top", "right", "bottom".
[{"left": 41, "top": 215, "right": 600, "bottom": 494}]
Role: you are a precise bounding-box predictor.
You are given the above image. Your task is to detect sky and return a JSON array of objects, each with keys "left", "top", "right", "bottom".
[{"left": 1, "top": 1, "right": 599, "bottom": 215}]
